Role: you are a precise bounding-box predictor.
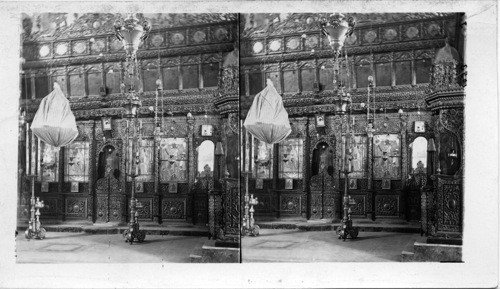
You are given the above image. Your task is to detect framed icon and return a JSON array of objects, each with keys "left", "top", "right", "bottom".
[
  {"left": 315, "top": 114, "right": 326, "bottom": 128},
  {"left": 41, "top": 182, "right": 49, "bottom": 192},
  {"left": 136, "top": 182, "right": 144, "bottom": 193},
  {"left": 414, "top": 121, "right": 425, "bottom": 133},
  {"left": 201, "top": 124, "right": 213, "bottom": 136},
  {"left": 169, "top": 182, "right": 178, "bottom": 193},
  {"left": 349, "top": 178, "right": 357, "bottom": 190},
  {"left": 102, "top": 117, "right": 112, "bottom": 131},
  {"left": 382, "top": 179, "right": 391, "bottom": 190},
  {"left": 70, "top": 182, "right": 79, "bottom": 193},
  {"left": 255, "top": 178, "right": 263, "bottom": 189},
  {"left": 285, "top": 179, "right": 293, "bottom": 190}
]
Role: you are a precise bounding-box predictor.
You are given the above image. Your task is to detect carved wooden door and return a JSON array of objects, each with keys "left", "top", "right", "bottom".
[
  {"left": 310, "top": 171, "right": 335, "bottom": 219},
  {"left": 95, "top": 144, "right": 123, "bottom": 224},
  {"left": 309, "top": 141, "right": 336, "bottom": 220},
  {"left": 95, "top": 174, "right": 123, "bottom": 223}
]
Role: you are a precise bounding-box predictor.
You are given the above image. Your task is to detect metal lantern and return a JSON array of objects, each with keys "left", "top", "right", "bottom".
[
  {"left": 123, "top": 97, "right": 141, "bottom": 119},
  {"left": 320, "top": 13, "right": 355, "bottom": 58}
]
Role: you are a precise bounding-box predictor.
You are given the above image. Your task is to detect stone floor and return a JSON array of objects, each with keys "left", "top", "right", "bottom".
[
  {"left": 16, "top": 232, "right": 207, "bottom": 263},
  {"left": 241, "top": 229, "right": 419, "bottom": 262}
]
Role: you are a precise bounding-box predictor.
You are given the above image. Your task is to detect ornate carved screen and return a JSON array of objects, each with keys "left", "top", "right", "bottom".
[
  {"left": 160, "top": 138, "right": 188, "bottom": 182},
  {"left": 373, "top": 134, "right": 401, "bottom": 179}
]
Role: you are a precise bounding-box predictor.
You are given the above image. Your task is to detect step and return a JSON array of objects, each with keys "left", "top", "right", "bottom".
[
  {"left": 17, "top": 224, "right": 209, "bottom": 237},
  {"left": 256, "top": 221, "right": 421, "bottom": 233}
]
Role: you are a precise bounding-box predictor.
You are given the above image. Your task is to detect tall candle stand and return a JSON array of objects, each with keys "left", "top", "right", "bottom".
[
  {"left": 25, "top": 175, "right": 46, "bottom": 240},
  {"left": 241, "top": 172, "right": 260, "bottom": 237}
]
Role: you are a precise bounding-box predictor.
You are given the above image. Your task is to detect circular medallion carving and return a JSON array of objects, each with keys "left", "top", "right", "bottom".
[
  {"left": 73, "top": 204, "right": 79, "bottom": 211},
  {"left": 214, "top": 27, "right": 229, "bottom": 41},
  {"left": 405, "top": 26, "right": 419, "bottom": 39},
  {"left": 39, "top": 45, "right": 50, "bottom": 57},
  {"left": 92, "top": 39, "right": 105, "bottom": 53},
  {"left": 151, "top": 34, "right": 164, "bottom": 47},
  {"left": 252, "top": 41, "right": 263, "bottom": 53},
  {"left": 171, "top": 32, "right": 185, "bottom": 45},
  {"left": 110, "top": 39, "right": 123, "bottom": 51},
  {"left": 364, "top": 30, "right": 377, "bottom": 43},
  {"left": 383, "top": 28, "right": 397, "bottom": 41},
  {"left": 427, "top": 23, "right": 441, "bottom": 37},
  {"left": 92, "top": 21, "right": 101, "bottom": 29},
  {"left": 286, "top": 38, "right": 300, "bottom": 50},
  {"left": 269, "top": 39, "right": 281, "bottom": 52},
  {"left": 346, "top": 34, "right": 357, "bottom": 45},
  {"left": 73, "top": 42, "right": 86, "bottom": 54},
  {"left": 55, "top": 43, "right": 68, "bottom": 56},
  {"left": 193, "top": 30, "right": 206, "bottom": 43},
  {"left": 305, "top": 36, "right": 319, "bottom": 49}
]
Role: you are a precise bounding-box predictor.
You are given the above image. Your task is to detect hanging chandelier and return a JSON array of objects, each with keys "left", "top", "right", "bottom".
[
  {"left": 320, "top": 13, "right": 355, "bottom": 59},
  {"left": 114, "top": 13, "right": 151, "bottom": 244},
  {"left": 320, "top": 13, "right": 360, "bottom": 241}
]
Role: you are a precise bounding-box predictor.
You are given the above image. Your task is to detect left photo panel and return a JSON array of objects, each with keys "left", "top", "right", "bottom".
[{"left": 17, "top": 13, "right": 241, "bottom": 263}]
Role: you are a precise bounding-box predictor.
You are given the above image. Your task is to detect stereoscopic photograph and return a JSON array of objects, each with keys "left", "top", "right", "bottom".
[{"left": 2, "top": 1, "right": 498, "bottom": 288}]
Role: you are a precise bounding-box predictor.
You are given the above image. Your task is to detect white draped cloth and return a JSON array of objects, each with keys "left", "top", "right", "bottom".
[
  {"left": 31, "top": 83, "right": 78, "bottom": 147},
  {"left": 244, "top": 79, "right": 291, "bottom": 144}
]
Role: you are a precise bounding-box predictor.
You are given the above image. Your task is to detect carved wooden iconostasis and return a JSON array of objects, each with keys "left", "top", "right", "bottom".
[
  {"left": 240, "top": 13, "right": 463, "bottom": 222},
  {"left": 18, "top": 13, "right": 239, "bottom": 226}
]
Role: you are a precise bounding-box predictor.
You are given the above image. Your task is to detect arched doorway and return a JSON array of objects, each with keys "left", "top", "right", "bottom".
[
  {"left": 309, "top": 141, "right": 336, "bottom": 220},
  {"left": 95, "top": 144, "right": 124, "bottom": 223}
]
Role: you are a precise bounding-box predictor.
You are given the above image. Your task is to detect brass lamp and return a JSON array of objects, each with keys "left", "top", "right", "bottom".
[
  {"left": 321, "top": 13, "right": 359, "bottom": 241},
  {"left": 114, "top": 14, "right": 151, "bottom": 58},
  {"left": 320, "top": 13, "right": 355, "bottom": 59}
]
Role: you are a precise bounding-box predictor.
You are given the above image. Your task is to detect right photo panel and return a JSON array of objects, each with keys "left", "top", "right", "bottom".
[{"left": 239, "top": 13, "right": 465, "bottom": 262}]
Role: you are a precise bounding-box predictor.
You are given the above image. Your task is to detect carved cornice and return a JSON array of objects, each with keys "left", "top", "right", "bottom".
[
  {"left": 23, "top": 13, "right": 236, "bottom": 42},
  {"left": 241, "top": 39, "right": 443, "bottom": 65},
  {"left": 23, "top": 43, "right": 235, "bottom": 69},
  {"left": 241, "top": 13, "right": 455, "bottom": 38},
  {"left": 425, "top": 90, "right": 465, "bottom": 111}
]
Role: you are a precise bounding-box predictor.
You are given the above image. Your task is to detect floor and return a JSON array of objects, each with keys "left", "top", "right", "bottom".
[
  {"left": 16, "top": 232, "right": 206, "bottom": 263},
  {"left": 16, "top": 229, "right": 419, "bottom": 263},
  {"left": 241, "top": 229, "right": 419, "bottom": 262}
]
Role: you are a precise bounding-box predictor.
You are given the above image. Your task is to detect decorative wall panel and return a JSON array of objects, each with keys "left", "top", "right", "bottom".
[
  {"left": 162, "top": 198, "right": 186, "bottom": 219},
  {"left": 65, "top": 198, "right": 87, "bottom": 218}
]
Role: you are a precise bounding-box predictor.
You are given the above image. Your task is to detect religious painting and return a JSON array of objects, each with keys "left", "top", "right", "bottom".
[
  {"left": 127, "top": 138, "right": 154, "bottom": 182},
  {"left": 102, "top": 117, "right": 112, "bottom": 131},
  {"left": 279, "top": 138, "right": 303, "bottom": 179},
  {"left": 169, "top": 182, "right": 178, "bottom": 193},
  {"left": 201, "top": 124, "right": 213, "bottom": 136},
  {"left": 253, "top": 137, "right": 273, "bottom": 179},
  {"left": 315, "top": 114, "right": 325, "bottom": 128},
  {"left": 414, "top": 121, "right": 426, "bottom": 133},
  {"left": 255, "top": 178, "right": 263, "bottom": 189},
  {"left": 38, "top": 141, "right": 59, "bottom": 182},
  {"left": 160, "top": 138, "right": 188, "bottom": 182},
  {"left": 349, "top": 178, "right": 357, "bottom": 190},
  {"left": 382, "top": 179, "right": 391, "bottom": 190},
  {"left": 41, "top": 182, "right": 49, "bottom": 192},
  {"left": 70, "top": 182, "right": 79, "bottom": 193},
  {"left": 285, "top": 179, "right": 293, "bottom": 190},
  {"left": 342, "top": 135, "right": 368, "bottom": 178},
  {"left": 373, "top": 134, "right": 401, "bottom": 179},
  {"left": 65, "top": 141, "right": 89, "bottom": 182},
  {"left": 136, "top": 182, "right": 144, "bottom": 193}
]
